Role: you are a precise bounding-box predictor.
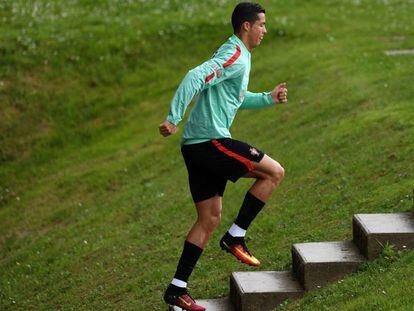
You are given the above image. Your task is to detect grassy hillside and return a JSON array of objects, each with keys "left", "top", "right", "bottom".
[{"left": 1, "top": 0, "right": 413, "bottom": 310}]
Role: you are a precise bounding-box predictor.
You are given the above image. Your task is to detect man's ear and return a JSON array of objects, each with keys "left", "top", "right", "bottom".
[{"left": 241, "top": 21, "right": 251, "bottom": 32}]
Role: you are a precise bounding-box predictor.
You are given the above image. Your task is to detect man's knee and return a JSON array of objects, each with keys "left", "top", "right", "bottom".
[
  {"left": 269, "top": 162, "right": 285, "bottom": 186},
  {"left": 200, "top": 213, "right": 221, "bottom": 233}
]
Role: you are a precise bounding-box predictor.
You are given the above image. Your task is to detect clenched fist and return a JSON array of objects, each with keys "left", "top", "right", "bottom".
[
  {"left": 271, "top": 82, "right": 288, "bottom": 104},
  {"left": 159, "top": 120, "right": 178, "bottom": 137}
]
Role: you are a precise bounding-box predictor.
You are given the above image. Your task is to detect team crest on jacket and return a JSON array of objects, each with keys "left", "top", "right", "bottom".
[
  {"left": 239, "top": 91, "right": 245, "bottom": 102},
  {"left": 249, "top": 147, "right": 260, "bottom": 157},
  {"left": 211, "top": 63, "right": 222, "bottom": 78}
]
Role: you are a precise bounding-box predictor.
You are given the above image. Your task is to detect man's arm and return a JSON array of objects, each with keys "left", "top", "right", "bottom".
[
  {"left": 240, "top": 82, "right": 288, "bottom": 110},
  {"left": 160, "top": 45, "right": 244, "bottom": 136},
  {"left": 239, "top": 91, "right": 274, "bottom": 110}
]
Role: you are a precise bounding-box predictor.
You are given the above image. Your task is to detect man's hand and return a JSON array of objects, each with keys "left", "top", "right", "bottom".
[
  {"left": 271, "top": 82, "right": 288, "bottom": 104},
  {"left": 159, "top": 120, "right": 178, "bottom": 137}
]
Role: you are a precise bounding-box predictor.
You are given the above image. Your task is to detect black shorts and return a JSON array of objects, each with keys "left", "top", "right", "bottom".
[{"left": 181, "top": 138, "right": 265, "bottom": 203}]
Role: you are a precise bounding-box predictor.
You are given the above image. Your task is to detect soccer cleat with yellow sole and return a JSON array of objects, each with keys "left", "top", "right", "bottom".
[{"left": 220, "top": 232, "right": 260, "bottom": 266}]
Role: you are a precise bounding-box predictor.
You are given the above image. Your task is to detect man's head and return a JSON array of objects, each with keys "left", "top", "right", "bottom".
[{"left": 232, "top": 2, "right": 267, "bottom": 50}]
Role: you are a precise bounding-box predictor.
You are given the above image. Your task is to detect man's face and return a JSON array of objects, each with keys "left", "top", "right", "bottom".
[{"left": 247, "top": 13, "right": 267, "bottom": 49}]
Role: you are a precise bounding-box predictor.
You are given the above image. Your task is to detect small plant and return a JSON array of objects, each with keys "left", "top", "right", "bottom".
[{"left": 381, "top": 243, "right": 398, "bottom": 261}]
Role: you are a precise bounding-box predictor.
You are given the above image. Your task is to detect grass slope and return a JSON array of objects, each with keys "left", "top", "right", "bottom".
[{"left": 1, "top": 0, "right": 413, "bottom": 310}]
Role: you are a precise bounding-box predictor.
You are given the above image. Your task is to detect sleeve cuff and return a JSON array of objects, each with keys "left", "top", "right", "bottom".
[
  {"left": 166, "top": 115, "right": 180, "bottom": 126},
  {"left": 265, "top": 92, "right": 275, "bottom": 105}
]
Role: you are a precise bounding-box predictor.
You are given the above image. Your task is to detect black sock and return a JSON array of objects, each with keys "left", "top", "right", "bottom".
[
  {"left": 165, "top": 283, "right": 186, "bottom": 296},
  {"left": 234, "top": 191, "right": 265, "bottom": 230},
  {"left": 167, "top": 240, "right": 203, "bottom": 295}
]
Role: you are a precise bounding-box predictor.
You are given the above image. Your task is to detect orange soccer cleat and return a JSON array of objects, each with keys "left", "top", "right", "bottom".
[
  {"left": 219, "top": 232, "right": 260, "bottom": 266},
  {"left": 164, "top": 289, "right": 206, "bottom": 311}
]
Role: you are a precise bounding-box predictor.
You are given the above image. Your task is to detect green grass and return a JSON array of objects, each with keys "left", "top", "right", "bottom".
[{"left": 1, "top": 0, "right": 414, "bottom": 310}]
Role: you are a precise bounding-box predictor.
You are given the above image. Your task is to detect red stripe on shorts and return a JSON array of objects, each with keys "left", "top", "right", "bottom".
[{"left": 211, "top": 139, "right": 253, "bottom": 172}]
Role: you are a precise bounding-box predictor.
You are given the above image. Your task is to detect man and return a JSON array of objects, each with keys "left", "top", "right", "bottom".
[{"left": 159, "top": 2, "right": 288, "bottom": 310}]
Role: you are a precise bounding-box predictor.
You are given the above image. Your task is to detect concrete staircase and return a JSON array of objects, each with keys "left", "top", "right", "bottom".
[{"left": 170, "top": 212, "right": 414, "bottom": 311}]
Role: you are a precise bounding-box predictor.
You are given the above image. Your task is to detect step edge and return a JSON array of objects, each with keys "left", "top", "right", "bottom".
[
  {"left": 293, "top": 240, "right": 366, "bottom": 263},
  {"left": 292, "top": 243, "right": 308, "bottom": 265},
  {"left": 353, "top": 212, "right": 414, "bottom": 235},
  {"left": 230, "top": 271, "right": 246, "bottom": 295},
  {"left": 230, "top": 270, "right": 304, "bottom": 294},
  {"left": 353, "top": 214, "right": 370, "bottom": 235}
]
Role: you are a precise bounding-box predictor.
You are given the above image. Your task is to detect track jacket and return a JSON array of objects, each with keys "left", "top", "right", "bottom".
[{"left": 166, "top": 34, "right": 275, "bottom": 145}]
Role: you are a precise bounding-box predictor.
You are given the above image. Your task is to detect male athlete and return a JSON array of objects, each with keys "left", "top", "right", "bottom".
[{"left": 159, "top": 2, "right": 288, "bottom": 310}]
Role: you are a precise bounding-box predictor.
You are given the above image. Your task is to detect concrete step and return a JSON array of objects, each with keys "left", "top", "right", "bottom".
[
  {"left": 169, "top": 297, "right": 234, "bottom": 311},
  {"left": 353, "top": 212, "right": 414, "bottom": 259},
  {"left": 292, "top": 241, "right": 365, "bottom": 291},
  {"left": 230, "top": 271, "right": 304, "bottom": 311}
]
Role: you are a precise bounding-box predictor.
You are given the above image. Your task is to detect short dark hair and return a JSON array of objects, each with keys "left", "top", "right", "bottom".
[{"left": 231, "top": 2, "right": 265, "bottom": 34}]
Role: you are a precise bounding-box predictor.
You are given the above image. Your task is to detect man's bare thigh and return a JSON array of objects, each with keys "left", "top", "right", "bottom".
[{"left": 243, "top": 154, "right": 282, "bottom": 179}]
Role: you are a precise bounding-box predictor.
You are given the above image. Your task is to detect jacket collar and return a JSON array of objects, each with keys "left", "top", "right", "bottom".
[{"left": 230, "top": 34, "right": 250, "bottom": 54}]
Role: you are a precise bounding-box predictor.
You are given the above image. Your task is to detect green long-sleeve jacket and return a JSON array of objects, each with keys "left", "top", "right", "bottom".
[{"left": 167, "top": 34, "right": 275, "bottom": 145}]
